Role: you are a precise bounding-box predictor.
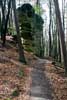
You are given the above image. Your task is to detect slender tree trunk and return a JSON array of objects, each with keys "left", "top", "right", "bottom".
[
  {"left": 54, "top": 0, "right": 67, "bottom": 74},
  {"left": 49, "top": 0, "right": 52, "bottom": 56},
  {"left": 41, "top": 31, "right": 44, "bottom": 57},
  {"left": 55, "top": 15, "right": 61, "bottom": 62},
  {"left": 58, "top": 29, "right": 61, "bottom": 62},
  {"left": 62, "top": 0, "right": 65, "bottom": 31},
  {"left": 2, "top": 0, "right": 11, "bottom": 46},
  {"left": 0, "top": 0, "right": 6, "bottom": 40},
  {"left": 0, "top": 13, "right": 1, "bottom": 32},
  {"left": 12, "top": 0, "right": 26, "bottom": 63}
]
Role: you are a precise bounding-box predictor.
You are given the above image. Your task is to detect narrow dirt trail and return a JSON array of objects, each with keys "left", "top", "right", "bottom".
[{"left": 29, "top": 59, "right": 53, "bottom": 100}]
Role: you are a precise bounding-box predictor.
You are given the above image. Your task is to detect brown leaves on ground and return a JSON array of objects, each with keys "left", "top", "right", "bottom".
[
  {"left": 44, "top": 60, "right": 67, "bottom": 100},
  {"left": 0, "top": 45, "right": 32, "bottom": 100}
]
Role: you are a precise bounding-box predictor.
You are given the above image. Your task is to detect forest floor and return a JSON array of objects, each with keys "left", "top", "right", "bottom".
[
  {"left": 0, "top": 41, "right": 67, "bottom": 100},
  {"left": 0, "top": 42, "right": 32, "bottom": 100}
]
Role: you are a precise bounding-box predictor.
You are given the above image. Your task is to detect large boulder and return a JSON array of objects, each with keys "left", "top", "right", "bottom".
[{"left": 17, "top": 3, "right": 35, "bottom": 40}]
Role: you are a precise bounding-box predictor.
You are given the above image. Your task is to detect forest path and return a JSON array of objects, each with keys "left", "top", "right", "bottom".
[{"left": 29, "top": 59, "right": 53, "bottom": 100}]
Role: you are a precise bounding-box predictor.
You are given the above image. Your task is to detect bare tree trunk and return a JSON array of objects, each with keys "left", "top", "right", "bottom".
[
  {"left": 58, "top": 29, "right": 61, "bottom": 62},
  {"left": 12, "top": 0, "right": 26, "bottom": 63},
  {"left": 0, "top": 0, "right": 6, "bottom": 41},
  {"left": 49, "top": 0, "right": 52, "bottom": 56},
  {"left": 62, "top": 0, "right": 65, "bottom": 31},
  {"left": 2, "top": 0, "right": 11, "bottom": 46},
  {"left": 54, "top": 0, "right": 67, "bottom": 74}
]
